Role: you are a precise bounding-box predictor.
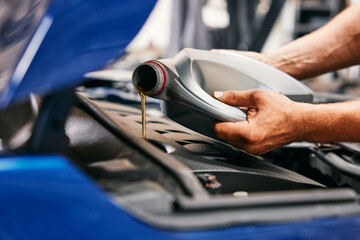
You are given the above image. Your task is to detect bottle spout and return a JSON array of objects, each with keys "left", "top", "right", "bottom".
[{"left": 132, "top": 61, "right": 166, "bottom": 97}]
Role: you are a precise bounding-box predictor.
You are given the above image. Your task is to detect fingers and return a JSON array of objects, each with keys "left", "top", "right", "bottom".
[
  {"left": 214, "top": 122, "right": 259, "bottom": 155},
  {"left": 212, "top": 90, "right": 260, "bottom": 107},
  {"left": 213, "top": 121, "right": 250, "bottom": 141},
  {"left": 211, "top": 89, "right": 295, "bottom": 155}
]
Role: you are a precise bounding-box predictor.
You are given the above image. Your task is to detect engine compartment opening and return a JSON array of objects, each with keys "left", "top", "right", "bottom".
[{"left": 60, "top": 95, "right": 360, "bottom": 230}]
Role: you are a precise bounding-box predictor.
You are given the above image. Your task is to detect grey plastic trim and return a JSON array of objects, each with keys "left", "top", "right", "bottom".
[{"left": 115, "top": 188, "right": 360, "bottom": 230}]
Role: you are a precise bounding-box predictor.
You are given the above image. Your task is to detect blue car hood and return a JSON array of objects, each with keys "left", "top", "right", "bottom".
[{"left": 0, "top": 0, "right": 156, "bottom": 109}]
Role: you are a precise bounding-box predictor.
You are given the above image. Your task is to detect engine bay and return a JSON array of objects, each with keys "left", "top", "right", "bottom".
[{"left": 59, "top": 93, "right": 360, "bottom": 229}]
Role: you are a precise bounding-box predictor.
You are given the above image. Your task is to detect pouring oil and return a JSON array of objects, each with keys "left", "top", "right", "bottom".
[{"left": 139, "top": 92, "right": 147, "bottom": 139}]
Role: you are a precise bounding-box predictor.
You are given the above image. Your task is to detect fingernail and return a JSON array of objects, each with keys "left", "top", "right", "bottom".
[{"left": 214, "top": 91, "right": 223, "bottom": 99}]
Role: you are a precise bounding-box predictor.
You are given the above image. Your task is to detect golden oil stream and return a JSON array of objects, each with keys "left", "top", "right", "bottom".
[{"left": 139, "top": 92, "right": 147, "bottom": 139}]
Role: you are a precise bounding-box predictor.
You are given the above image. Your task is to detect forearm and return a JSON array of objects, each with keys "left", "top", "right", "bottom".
[
  {"left": 297, "top": 100, "right": 360, "bottom": 142},
  {"left": 263, "top": 3, "right": 360, "bottom": 80}
]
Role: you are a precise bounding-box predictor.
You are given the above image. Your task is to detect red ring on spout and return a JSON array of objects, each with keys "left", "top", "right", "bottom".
[{"left": 146, "top": 61, "right": 166, "bottom": 96}]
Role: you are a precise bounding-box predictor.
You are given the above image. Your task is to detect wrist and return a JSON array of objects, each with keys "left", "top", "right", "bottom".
[
  {"left": 262, "top": 52, "right": 295, "bottom": 76},
  {"left": 290, "top": 102, "right": 320, "bottom": 142},
  {"left": 292, "top": 102, "right": 348, "bottom": 143}
]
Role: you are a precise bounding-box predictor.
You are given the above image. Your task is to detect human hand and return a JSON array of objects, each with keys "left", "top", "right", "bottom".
[{"left": 212, "top": 89, "right": 305, "bottom": 155}]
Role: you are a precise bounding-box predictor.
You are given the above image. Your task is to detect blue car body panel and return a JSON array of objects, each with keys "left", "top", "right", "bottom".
[
  {"left": 1, "top": 155, "right": 360, "bottom": 240},
  {"left": 0, "top": 0, "right": 155, "bottom": 109}
]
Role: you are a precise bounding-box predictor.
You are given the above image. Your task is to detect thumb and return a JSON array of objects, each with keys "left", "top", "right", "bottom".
[{"left": 212, "top": 90, "right": 257, "bottom": 107}]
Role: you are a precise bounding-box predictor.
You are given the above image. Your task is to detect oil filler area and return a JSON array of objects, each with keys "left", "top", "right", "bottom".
[{"left": 1, "top": 0, "right": 360, "bottom": 240}]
